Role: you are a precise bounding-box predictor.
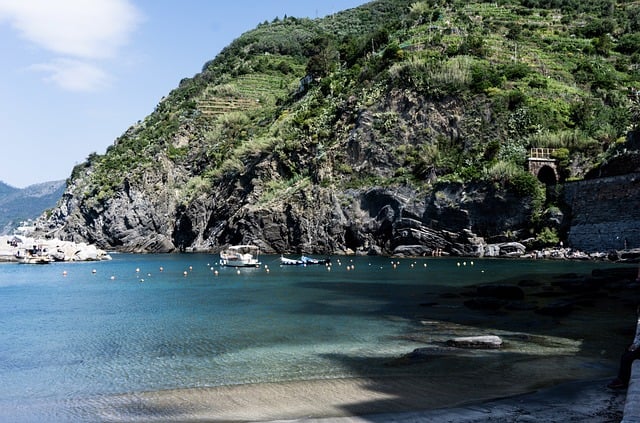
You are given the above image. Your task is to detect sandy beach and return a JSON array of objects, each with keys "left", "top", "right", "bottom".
[{"left": 93, "top": 374, "right": 625, "bottom": 422}]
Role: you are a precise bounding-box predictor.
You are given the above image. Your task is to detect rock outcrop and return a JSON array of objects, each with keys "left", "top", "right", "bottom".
[
  {"left": 0, "top": 235, "right": 111, "bottom": 262},
  {"left": 35, "top": 174, "right": 537, "bottom": 256}
]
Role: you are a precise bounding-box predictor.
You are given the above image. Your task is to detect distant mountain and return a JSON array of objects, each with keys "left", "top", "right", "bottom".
[
  {"left": 0, "top": 181, "right": 19, "bottom": 196},
  {"left": 0, "top": 180, "right": 66, "bottom": 235}
]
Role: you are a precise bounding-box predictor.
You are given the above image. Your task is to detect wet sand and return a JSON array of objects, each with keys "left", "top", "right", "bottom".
[{"left": 94, "top": 372, "right": 624, "bottom": 422}]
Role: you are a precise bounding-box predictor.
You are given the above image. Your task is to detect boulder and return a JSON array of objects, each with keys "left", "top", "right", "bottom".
[
  {"left": 446, "top": 335, "right": 503, "bottom": 349},
  {"left": 392, "top": 244, "right": 431, "bottom": 257}
]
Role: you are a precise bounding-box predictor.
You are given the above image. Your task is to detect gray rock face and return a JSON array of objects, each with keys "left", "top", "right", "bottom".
[{"left": 38, "top": 168, "right": 535, "bottom": 255}]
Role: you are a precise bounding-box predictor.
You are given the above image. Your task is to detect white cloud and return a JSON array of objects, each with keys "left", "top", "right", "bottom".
[
  {"left": 0, "top": 0, "right": 141, "bottom": 91},
  {"left": 30, "top": 59, "right": 111, "bottom": 92},
  {"left": 0, "top": 0, "right": 141, "bottom": 59}
]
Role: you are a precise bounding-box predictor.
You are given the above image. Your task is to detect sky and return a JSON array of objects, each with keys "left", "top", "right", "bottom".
[{"left": 0, "top": 0, "right": 369, "bottom": 188}]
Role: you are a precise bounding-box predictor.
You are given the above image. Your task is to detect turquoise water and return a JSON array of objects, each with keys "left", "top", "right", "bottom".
[{"left": 0, "top": 254, "right": 635, "bottom": 421}]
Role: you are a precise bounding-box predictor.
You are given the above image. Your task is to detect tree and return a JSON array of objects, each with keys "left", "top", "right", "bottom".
[{"left": 306, "top": 37, "right": 339, "bottom": 79}]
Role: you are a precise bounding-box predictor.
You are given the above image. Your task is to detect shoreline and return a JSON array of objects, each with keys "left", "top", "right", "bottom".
[{"left": 91, "top": 375, "right": 624, "bottom": 422}]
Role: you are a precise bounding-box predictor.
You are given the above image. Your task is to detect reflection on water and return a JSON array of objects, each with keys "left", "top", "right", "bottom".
[{"left": 0, "top": 254, "right": 637, "bottom": 421}]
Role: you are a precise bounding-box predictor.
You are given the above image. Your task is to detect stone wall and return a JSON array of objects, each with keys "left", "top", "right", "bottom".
[{"left": 562, "top": 173, "right": 640, "bottom": 252}]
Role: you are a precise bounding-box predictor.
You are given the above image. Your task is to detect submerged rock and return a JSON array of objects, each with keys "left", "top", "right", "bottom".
[
  {"left": 535, "top": 300, "right": 575, "bottom": 317},
  {"left": 476, "top": 284, "right": 525, "bottom": 300},
  {"left": 464, "top": 298, "right": 507, "bottom": 310}
]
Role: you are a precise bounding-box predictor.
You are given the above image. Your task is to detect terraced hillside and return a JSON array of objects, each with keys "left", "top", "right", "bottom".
[{"left": 196, "top": 73, "right": 293, "bottom": 118}]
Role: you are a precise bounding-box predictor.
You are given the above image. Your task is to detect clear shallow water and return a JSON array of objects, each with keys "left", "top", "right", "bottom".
[{"left": 0, "top": 254, "right": 635, "bottom": 421}]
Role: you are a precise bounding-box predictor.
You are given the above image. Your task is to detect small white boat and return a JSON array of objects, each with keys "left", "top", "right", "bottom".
[
  {"left": 219, "top": 245, "right": 261, "bottom": 267},
  {"left": 280, "top": 256, "right": 304, "bottom": 265},
  {"left": 19, "top": 255, "right": 53, "bottom": 264},
  {"left": 16, "top": 246, "right": 52, "bottom": 264},
  {"left": 301, "top": 255, "right": 331, "bottom": 265},
  {"left": 280, "top": 255, "right": 331, "bottom": 266}
]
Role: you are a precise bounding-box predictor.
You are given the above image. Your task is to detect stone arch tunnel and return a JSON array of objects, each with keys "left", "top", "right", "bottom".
[{"left": 527, "top": 148, "right": 559, "bottom": 185}]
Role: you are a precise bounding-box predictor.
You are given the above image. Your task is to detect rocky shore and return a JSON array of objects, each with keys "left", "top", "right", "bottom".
[{"left": 0, "top": 235, "right": 112, "bottom": 262}]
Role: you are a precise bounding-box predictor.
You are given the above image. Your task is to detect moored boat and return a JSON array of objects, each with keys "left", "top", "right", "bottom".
[
  {"left": 280, "top": 256, "right": 304, "bottom": 265},
  {"left": 16, "top": 245, "right": 52, "bottom": 264},
  {"left": 219, "top": 245, "right": 261, "bottom": 267},
  {"left": 19, "top": 255, "right": 53, "bottom": 264},
  {"left": 280, "top": 255, "right": 331, "bottom": 266},
  {"left": 301, "top": 255, "right": 331, "bottom": 265}
]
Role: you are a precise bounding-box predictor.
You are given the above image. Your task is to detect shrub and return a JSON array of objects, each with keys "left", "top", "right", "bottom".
[
  {"left": 470, "top": 61, "right": 503, "bottom": 92},
  {"left": 500, "top": 62, "right": 532, "bottom": 80},
  {"left": 485, "top": 160, "right": 522, "bottom": 185},
  {"left": 535, "top": 227, "right": 560, "bottom": 247},
  {"left": 615, "top": 33, "right": 640, "bottom": 55}
]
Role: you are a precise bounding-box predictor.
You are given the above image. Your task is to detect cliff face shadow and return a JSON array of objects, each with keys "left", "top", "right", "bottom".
[
  {"left": 289, "top": 263, "right": 639, "bottom": 418},
  {"left": 291, "top": 265, "right": 639, "bottom": 349}
]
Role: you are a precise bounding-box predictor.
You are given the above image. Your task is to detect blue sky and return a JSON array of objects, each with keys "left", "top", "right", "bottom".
[{"left": 0, "top": 0, "right": 368, "bottom": 188}]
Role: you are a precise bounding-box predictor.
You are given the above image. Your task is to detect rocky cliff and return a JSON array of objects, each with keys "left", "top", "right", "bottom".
[{"left": 38, "top": 88, "right": 538, "bottom": 256}]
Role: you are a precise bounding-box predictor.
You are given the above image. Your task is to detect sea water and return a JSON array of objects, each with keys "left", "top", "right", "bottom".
[{"left": 0, "top": 254, "right": 635, "bottom": 421}]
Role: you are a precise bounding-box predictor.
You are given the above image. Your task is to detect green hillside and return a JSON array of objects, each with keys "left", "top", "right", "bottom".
[{"left": 49, "top": 0, "right": 640, "bottom": 253}]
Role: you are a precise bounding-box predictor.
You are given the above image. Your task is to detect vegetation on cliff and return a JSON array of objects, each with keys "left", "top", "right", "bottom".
[{"left": 45, "top": 0, "right": 640, "bottom": 254}]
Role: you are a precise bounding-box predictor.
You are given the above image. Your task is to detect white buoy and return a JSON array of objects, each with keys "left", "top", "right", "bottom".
[
  {"left": 62, "top": 270, "right": 68, "bottom": 276},
  {"left": 136, "top": 268, "right": 140, "bottom": 273},
  {"left": 214, "top": 270, "right": 219, "bottom": 276},
  {"left": 236, "top": 269, "right": 241, "bottom": 275},
  {"left": 110, "top": 275, "right": 115, "bottom": 280},
  {"left": 92, "top": 269, "right": 97, "bottom": 274}
]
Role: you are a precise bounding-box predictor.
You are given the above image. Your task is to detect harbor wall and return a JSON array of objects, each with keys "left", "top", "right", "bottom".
[{"left": 562, "top": 173, "right": 640, "bottom": 252}]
